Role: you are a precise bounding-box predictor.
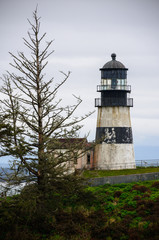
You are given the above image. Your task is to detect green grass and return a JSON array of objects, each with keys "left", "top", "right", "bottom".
[{"left": 82, "top": 167, "right": 159, "bottom": 178}]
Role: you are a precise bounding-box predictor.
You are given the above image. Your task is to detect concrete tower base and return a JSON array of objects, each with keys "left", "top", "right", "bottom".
[{"left": 95, "top": 143, "right": 135, "bottom": 170}]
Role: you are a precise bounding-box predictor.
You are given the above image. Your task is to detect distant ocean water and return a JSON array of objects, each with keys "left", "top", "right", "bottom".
[
  {"left": 0, "top": 168, "right": 32, "bottom": 196},
  {"left": 0, "top": 182, "right": 27, "bottom": 196}
]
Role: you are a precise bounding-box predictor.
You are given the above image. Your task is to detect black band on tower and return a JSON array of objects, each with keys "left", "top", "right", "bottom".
[{"left": 96, "top": 127, "right": 133, "bottom": 144}]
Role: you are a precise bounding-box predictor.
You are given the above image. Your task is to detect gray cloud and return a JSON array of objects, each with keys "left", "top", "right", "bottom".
[{"left": 0, "top": 0, "right": 159, "bottom": 159}]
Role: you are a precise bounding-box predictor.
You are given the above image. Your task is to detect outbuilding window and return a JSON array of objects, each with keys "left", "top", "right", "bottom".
[{"left": 87, "top": 153, "right": 90, "bottom": 164}]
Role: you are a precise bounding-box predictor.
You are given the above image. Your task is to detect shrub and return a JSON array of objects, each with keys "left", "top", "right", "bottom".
[
  {"left": 132, "top": 184, "right": 149, "bottom": 193},
  {"left": 151, "top": 181, "right": 159, "bottom": 189},
  {"left": 114, "top": 190, "right": 123, "bottom": 198}
]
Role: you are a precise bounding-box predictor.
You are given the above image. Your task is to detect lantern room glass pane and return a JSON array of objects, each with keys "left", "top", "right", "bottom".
[
  {"left": 107, "top": 79, "right": 111, "bottom": 85},
  {"left": 117, "top": 79, "right": 120, "bottom": 85}
]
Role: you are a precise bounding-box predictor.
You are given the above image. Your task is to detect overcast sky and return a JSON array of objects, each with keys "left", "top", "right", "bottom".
[{"left": 0, "top": 0, "right": 159, "bottom": 162}]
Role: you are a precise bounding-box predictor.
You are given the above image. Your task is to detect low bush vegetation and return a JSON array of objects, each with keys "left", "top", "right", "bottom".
[{"left": 1, "top": 180, "right": 159, "bottom": 240}]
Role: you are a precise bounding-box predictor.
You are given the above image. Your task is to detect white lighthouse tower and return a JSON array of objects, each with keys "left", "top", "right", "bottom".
[{"left": 94, "top": 53, "right": 136, "bottom": 170}]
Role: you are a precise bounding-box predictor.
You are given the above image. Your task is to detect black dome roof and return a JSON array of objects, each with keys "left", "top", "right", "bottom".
[{"left": 101, "top": 53, "right": 126, "bottom": 69}]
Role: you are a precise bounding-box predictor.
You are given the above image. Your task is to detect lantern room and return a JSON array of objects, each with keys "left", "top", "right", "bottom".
[{"left": 95, "top": 53, "right": 133, "bottom": 107}]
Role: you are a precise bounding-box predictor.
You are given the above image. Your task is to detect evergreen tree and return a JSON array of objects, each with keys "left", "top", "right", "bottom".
[{"left": 0, "top": 9, "right": 93, "bottom": 198}]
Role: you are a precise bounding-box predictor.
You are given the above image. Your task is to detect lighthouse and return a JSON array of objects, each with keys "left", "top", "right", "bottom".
[{"left": 94, "top": 53, "right": 136, "bottom": 170}]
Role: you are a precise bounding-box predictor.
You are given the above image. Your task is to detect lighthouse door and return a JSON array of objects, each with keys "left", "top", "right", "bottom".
[{"left": 111, "top": 79, "right": 117, "bottom": 89}]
